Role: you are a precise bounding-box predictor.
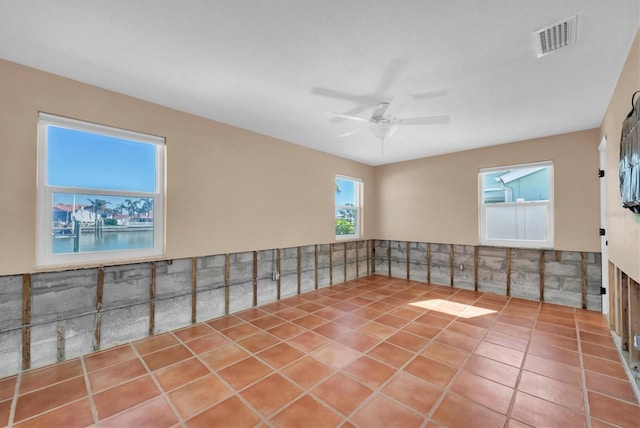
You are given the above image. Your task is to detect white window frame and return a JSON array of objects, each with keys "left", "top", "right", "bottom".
[
  {"left": 335, "top": 175, "right": 363, "bottom": 240},
  {"left": 479, "top": 161, "right": 554, "bottom": 249},
  {"left": 37, "top": 113, "right": 165, "bottom": 267}
]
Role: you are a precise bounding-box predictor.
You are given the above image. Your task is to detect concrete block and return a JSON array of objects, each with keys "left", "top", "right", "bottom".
[
  {"left": 511, "top": 282, "right": 540, "bottom": 301},
  {"left": 332, "top": 264, "right": 346, "bottom": 285},
  {"left": 196, "top": 288, "right": 226, "bottom": 322},
  {"left": 0, "top": 275, "right": 22, "bottom": 331},
  {"left": 300, "top": 271, "right": 316, "bottom": 293},
  {"left": 30, "top": 321, "right": 58, "bottom": 369},
  {"left": 561, "top": 278, "right": 582, "bottom": 293},
  {"left": 390, "top": 259, "right": 406, "bottom": 279},
  {"left": 346, "top": 262, "right": 357, "bottom": 281},
  {"left": 587, "top": 295, "right": 602, "bottom": 312},
  {"left": 560, "top": 251, "right": 582, "bottom": 262},
  {"left": 229, "top": 282, "right": 254, "bottom": 313},
  {"left": 230, "top": 252, "right": 254, "bottom": 284},
  {"left": 375, "top": 258, "right": 388, "bottom": 275},
  {"left": 0, "top": 329, "right": 21, "bottom": 378},
  {"left": 478, "top": 246, "right": 507, "bottom": 257},
  {"left": 156, "top": 260, "right": 191, "bottom": 298},
  {"left": 257, "top": 279, "right": 277, "bottom": 305},
  {"left": 430, "top": 264, "right": 450, "bottom": 286},
  {"left": 544, "top": 289, "right": 581, "bottom": 308},
  {"left": 318, "top": 267, "right": 330, "bottom": 288},
  {"left": 103, "top": 263, "right": 150, "bottom": 309},
  {"left": 63, "top": 314, "right": 95, "bottom": 361},
  {"left": 154, "top": 296, "right": 191, "bottom": 334},
  {"left": 478, "top": 255, "right": 505, "bottom": 270},
  {"left": 357, "top": 260, "right": 369, "bottom": 277},
  {"left": 197, "top": 255, "right": 226, "bottom": 290},
  {"left": 545, "top": 262, "right": 579, "bottom": 278},
  {"left": 409, "top": 261, "right": 427, "bottom": 282},
  {"left": 281, "top": 272, "right": 298, "bottom": 298},
  {"left": 101, "top": 304, "right": 149, "bottom": 349},
  {"left": 32, "top": 269, "right": 97, "bottom": 323}
]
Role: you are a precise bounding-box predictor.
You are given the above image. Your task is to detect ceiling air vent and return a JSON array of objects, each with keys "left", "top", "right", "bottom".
[{"left": 534, "top": 15, "right": 577, "bottom": 57}]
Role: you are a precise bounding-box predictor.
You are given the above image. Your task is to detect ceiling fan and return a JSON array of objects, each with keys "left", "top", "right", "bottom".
[{"left": 330, "top": 93, "right": 450, "bottom": 142}]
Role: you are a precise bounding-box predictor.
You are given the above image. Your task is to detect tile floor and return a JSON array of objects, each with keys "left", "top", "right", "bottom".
[{"left": 1, "top": 275, "right": 639, "bottom": 427}]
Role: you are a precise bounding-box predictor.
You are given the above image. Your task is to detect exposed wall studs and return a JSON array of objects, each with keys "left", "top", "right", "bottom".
[
  {"left": 329, "top": 244, "right": 334, "bottom": 286},
  {"left": 355, "top": 241, "right": 360, "bottom": 278},
  {"left": 406, "top": 241, "right": 411, "bottom": 280},
  {"left": 556, "top": 251, "right": 562, "bottom": 262},
  {"left": 21, "top": 273, "right": 31, "bottom": 370},
  {"left": 56, "top": 324, "right": 65, "bottom": 362},
  {"left": 473, "top": 246, "right": 479, "bottom": 292},
  {"left": 149, "top": 262, "right": 156, "bottom": 336},
  {"left": 314, "top": 244, "right": 319, "bottom": 289},
  {"left": 450, "top": 244, "right": 455, "bottom": 287},
  {"left": 253, "top": 251, "right": 258, "bottom": 306},
  {"left": 506, "top": 248, "right": 512, "bottom": 297},
  {"left": 581, "top": 252, "right": 587, "bottom": 309},
  {"left": 94, "top": 266, "right": 104, "bottom": 351},
  {"left": 540, "top": 250, "right": 545, "bottom": 302},
  {"left": 387, "top": 242, "right": 392, "bottom": 277},
  {"left": 427, "top": 243, "right": 432, "bottom": 283},
  {"left": 191, "top": 258, "right": 197, "bottom": 324},
  {"left": 297, "top": 247, "right": 302, "bottom": 295},
  {"left": 276, "top": 248, "right": 281, "bottom": 299},
  {"left": 224, "top": 254, "right": 230, "bottom": 315},
  {"left": 343, "top": 242, "right": 347, "bottom": 282},
  {"left": 370, "top": 240, "right": 375, "bottom": 274}
]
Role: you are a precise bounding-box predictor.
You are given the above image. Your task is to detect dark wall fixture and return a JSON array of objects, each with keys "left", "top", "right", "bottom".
[{"left": 620, "top": 91, "right": 640, "bottom": 214}]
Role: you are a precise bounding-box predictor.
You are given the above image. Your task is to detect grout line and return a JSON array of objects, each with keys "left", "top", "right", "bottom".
[
  {"left": 7, "top": 371, "right": 21, "bottom": 427},
  {"left": 575, "top": 311, "right": 593, "bottom": 428},
  {"left": 79, "top": 355, "right": 100, "bottom": 426}
]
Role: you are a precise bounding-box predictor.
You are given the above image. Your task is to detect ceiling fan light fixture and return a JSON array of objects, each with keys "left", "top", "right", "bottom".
[{"left": 370, "top": 122, "right": 397, "bottom": 140}]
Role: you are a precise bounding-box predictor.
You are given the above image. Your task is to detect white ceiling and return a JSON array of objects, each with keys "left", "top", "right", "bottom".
[{"left": 1, "top": 1, "right": 638, "bottom": 165}]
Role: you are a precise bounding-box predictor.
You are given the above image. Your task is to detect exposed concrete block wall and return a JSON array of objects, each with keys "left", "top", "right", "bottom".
[
  {"left": 376, "top": 241, "right": 602, "bottom": 312},
  {"left": 0, "top": 241, "right": 373, "bottom": 378}
]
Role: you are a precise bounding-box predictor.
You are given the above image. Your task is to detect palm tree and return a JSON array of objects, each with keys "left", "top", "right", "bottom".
[
  {"left": 86, "top": 198, "right": 110, "bottom": 234},
  {"left": 124, "top": 199, "right": 140, "bottom": 221},
  {"left": 139, "top": 198, "right": 153, "bottom": 222}
]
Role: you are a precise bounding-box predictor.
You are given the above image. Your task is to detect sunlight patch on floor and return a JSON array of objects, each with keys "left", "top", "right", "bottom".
[{"left": 409, "top": 299, "right": 497, "bottom": 318}]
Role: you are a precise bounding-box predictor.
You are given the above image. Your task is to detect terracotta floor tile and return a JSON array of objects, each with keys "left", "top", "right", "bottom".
[
  {"left": 589, "top": 417, "right": 618, "bottom": 428},
  {"left": 237, "top": 331, "right": 280, "bottom": 353},
  {"left": 527, "top": 341, "right": 580, "bottom": 366},
  {"left": 535, "top": 320, "right": 576, "bottom": 339},
  {"left": 334, "top": 313, "right": 370, "bottom": 329},
  {"left": 490, "top": 321, "right": 531, "bottom": 340},
  {"left": 267, "top": 322, "right": 306, "bottom": 340},
  {"left": 270, "top": 394, "right": 342, "bottom": 428},
  {"left": 447, "top": 320, "right": 487, "bottom": 338},
  {"left": 220, "top": 322, "right": 261, "bottom": 340},
  {"left": 218, "top": 356, "right": 271, "bottom": 390},
  {"left": 183, "top": 331, "right": 229, "bottom": 354},
  {"left": 296, "top": 301, "right": 325, "bottom": 313},
  {"left": 281, "top": 356, "right": 334, "bottom": 389},
  {"left": 260, "top": 301, "right": 292, "bottom": 313},
  {"left": 142, "top": 344, "right": 192, "bottom": 371},
  {"left": 358, "top": 321, "right": 396, "bottom": 340},
  {"left": 474, "top": 341, "right": 524, "bottom": 367},
  {"left": 133, "top": 333, "right": 179, "bottom": 355},
  {"left": 353, "top": 306, "right": 384, "bottom": 320},
  {"left": 538, "top": 313, "right": 576, "bottom": 329},
  {"left": 314, "top": 306, "right": 346, "bottom": 321},
  {"left": 432, "top": 392, "right": 506, "bottom": 428},
  {"left": 13, "top": 398, "right": 94, "bottom": 428},
  {"left": 153, "top": 357, "right": 210, "bottom": 392},
  {"left": 366, "top": 341, "right": 414, "bottom": 369},
  {"left": 88, "top": 357, "right": 148, "bottom": 393},
  {"left": 13, "top": 376, "right": 87, "bottom": 423},
  {"left": 313, "top": 321, "right": 352, "bottom": 340},
  {"left": 206, "top": 315, "right": 244, "bottom": 331},
  {"left": 519, "top": 370, "right": 584, "bottom": 413},
  {"left": 257, "top": 342, "right": 304, "bottom": 369},
  {"left": 511, "top": 391, "right": 586, "bottom": 427},
  {"left": 168, "top": 373, "right": 233, "bottom": 418},
  {"left": 415, "top": 313, "right": 451, "bottom": 329},
  {"left": 386, "top": 330, "right": 430, "bottom": 352},
  {"left": 84, "top": 344, "right": 137, "bottom": 372},
  {"left": 241, "top": 373, "right": 303, "bottom": 417},
  {"left": 199, "top": 342, "right": 249, "bottom": 370},
  {"left": 588, "top": 391, "right": 640, "bottom": 427},
  {"left": 0, "top": 377, "right": 16, "bottom": 402},
  {"left": 404, "top": 355, "right": 457, "bottom": 387},
  {"left": 351, "top": 393, "right": 423, "bottom": 428},
  {"left": 234, "top": 307, "right": 270, "bottom": 321},
  {"left": 273, "top": 306, "right": 306, "bottom": 321},
  {"left": 401, "top": 322, "right": 441, "bottom": 339},
  {"left": 523, "top": 354, "right": 582, "bottom": 386},
  {"left": 186, "top": 396, "right": 261, "bottom": 428},
  {"left": 93, "top": 375, "right": 159, "bottom": 421},
  {"left": 578, "top": 322, "right": 611, "bottom": 336},
  {"left": 531, "top": 330, "right": 579, "bottom": 351},
  {"left": 580, "top": 331, "right": 616, "bottom": 348},
  {"left": 484, "top": 330, "right": 528, "bottom": 352},
  {"left": 465, "top": 354, "right": 520, "bottom": 388},
  {"left": 333, "top": 300, "right": 365, "bottom": 312},
  {"left": 451, "top": 370, "right": 514, "bottom": 414},
  {"left": 288, "top": 330, "right": 331, "bottom": 353},
  {"left": 374, "top": 313, "right": 409, "bottom": 329},
  {"left": 311, "top": 372, "right": 372, "bottom": 416},
  {"left": 0, "top": 399, "right": 10, "bottom": 427},
  {"left": 456, "top": 313, "right": 495, "bottom": 328},
  {"left": 582, "top": 354, "right": 629, "bottom": 380},
  {"left": 581, "top": 341, "right": 621, "bottom": 361},
  {"left": 381, "top": 371, "right": 443, "bottom": 414},
  {"left": 250, "top": 314, "right": 287, "bottom": 330},
  {"left": 336, "top": 331, "right": 379, "bottom": 352},
  {"left": 435, "top": 329, "right": 479, "bottom": 352},
  {"left": 100, "top": 397, "right": 177, "bottom": 428},
  {"left": 173, "top": 323, "right": 214, "bottom": 342},
  {"left": 19, "top": 359, "right": 83, "bottom": 394},
  {"left": 422, "top": 341, "right": 468, "bottom": 367},
  {"left": 343, "top": 356, "right": 396, "bottom": 389},
  {"left": 585, "top": 370, "right": 638, "bottom": 403},
  {"left": 312, "top": 342, "right": 362, "bottom": 369},
  {"left": 291, "top": 313, "right": 327, "bottom": 329}
]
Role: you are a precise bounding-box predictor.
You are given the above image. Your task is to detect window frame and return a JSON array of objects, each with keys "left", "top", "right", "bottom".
[
  {"left": 36, "top": 113, "right": 165, "bottom": 267},
  {"left": 335, "top": 174, "right": 363, "bottom": 240},
  {"left": 478, "top": 161, "right": 554, "bottom": 249}
]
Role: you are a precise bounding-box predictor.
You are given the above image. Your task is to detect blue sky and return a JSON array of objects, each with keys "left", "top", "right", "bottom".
[
  {"left": 335, "top": 178, "right": 356, "bottom": 205},
  {"left": 48, "top": 126, "right": 157, "bottom": 193}
]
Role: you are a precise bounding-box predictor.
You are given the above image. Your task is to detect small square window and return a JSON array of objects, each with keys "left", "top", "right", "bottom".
[
  {"left": 37, "top": 113, "right": 165, "bottom": 267},
  {"left": 335, "top": 175, "right": 362, "bottom": 239},
  {"left": 479, "top": 161, "right": 553, "bottom": 248}
]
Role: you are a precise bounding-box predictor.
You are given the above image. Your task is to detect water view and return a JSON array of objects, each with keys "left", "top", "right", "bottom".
[{"left": 53, "top": 230, "right": 154, "bottom": 254}]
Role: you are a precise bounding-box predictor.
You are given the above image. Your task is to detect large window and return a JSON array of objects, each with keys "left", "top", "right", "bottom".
[
  {"left": 479, "top": 161, "right": 553, "bottom": 248},
  {"left": 37, "top": 113, "right": 165, "bottom": 267},
  {"left": 335, "top": 175, "right": 362, "bottom": 239}
]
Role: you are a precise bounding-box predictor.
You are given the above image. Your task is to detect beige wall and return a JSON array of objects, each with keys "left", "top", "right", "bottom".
[
  {"left": 600, "top": 29, "right": 640, "bottom": 283},
  {"left": 0, "top": 59, "right": 375, "bottom": 275},
  {"left": 374, "top": 129, "right": 601, "bottom": 252}
]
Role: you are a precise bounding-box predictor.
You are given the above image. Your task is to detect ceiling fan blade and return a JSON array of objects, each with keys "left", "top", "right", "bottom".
[
  {"left": 328, "top": 112, "right": 372, "bottom": 123},
  {"left": 383, "top": 93, "right": 412, "bottom": 119},
  {"left": 312, "top": 87, "right": 375, "bottom": 104},
  {"left": 339, "top": 127, "right": 370, "bottom": 138},
  {"left": 397, "top": 115, "right": 450, "bottom": 125}
]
